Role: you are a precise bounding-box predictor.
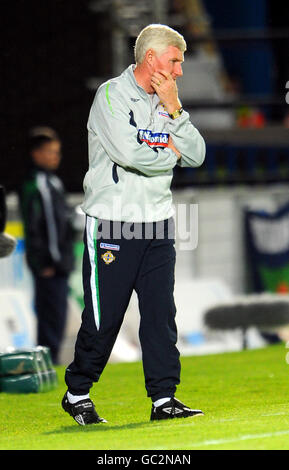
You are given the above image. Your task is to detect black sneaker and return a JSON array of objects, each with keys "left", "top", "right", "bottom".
[
  {"left": 150, "top": 398, "right": 204, "bottom": 421},
  {"left": 62, "top": 392, "right": 107, "bottom": 425}
]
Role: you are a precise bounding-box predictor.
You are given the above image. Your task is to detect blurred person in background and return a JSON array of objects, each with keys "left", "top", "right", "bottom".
[{"left": 19, "top": 127, "right": 75, "bottom": 364}]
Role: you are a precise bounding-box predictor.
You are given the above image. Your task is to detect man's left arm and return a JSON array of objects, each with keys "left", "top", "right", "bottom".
[{"left": 167, "top": 111, "right": 206, "bottom": 168}]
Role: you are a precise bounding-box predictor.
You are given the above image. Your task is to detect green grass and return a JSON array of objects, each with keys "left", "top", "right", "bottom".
[{"left": 1, "top": 343, "right": 289, "bottom": 450}]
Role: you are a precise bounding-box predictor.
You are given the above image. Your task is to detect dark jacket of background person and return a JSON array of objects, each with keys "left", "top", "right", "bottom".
[{"left": 19, "top": 164, "right": 75, "bottom": 277}]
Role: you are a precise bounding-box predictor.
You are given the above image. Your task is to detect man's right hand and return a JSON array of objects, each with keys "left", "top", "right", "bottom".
[{"left": 151, "top": 70, "right": 181, "bottom": 115}]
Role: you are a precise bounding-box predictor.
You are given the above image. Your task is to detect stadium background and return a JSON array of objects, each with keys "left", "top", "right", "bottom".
[{"left": 1, "top": 0, "right": 289, "bottom": 364}]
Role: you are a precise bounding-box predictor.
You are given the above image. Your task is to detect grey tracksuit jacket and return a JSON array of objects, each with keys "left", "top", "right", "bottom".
[{"left": 82, "top": 64, "right": 206, "bottom": 223}]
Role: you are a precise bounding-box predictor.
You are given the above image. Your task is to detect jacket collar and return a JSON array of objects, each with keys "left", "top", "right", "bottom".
[
  {"left": 121, "top": 64, "right": 149, "bottom": 98},
  {"left": 121, "top": 64, "right": 161, "bottom": 107}
]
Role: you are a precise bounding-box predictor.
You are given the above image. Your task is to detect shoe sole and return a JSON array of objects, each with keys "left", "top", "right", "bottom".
[{"left": 151, "top": 411, "right": 205, "bottom": 421}]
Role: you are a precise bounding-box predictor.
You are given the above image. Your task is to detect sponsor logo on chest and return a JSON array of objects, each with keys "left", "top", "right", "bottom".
[{"left": 138, "top": 129, "right": 169, "bottom": 148}]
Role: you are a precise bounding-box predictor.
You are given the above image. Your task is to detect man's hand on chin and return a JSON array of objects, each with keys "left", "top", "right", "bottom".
[{"left": 150, "top": 70, "right": 181, "bottom": 114}]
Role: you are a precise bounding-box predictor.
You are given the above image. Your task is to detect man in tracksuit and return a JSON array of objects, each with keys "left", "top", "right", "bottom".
[{"left": 62, "top": 24, "right": 206, "bottom": 425}]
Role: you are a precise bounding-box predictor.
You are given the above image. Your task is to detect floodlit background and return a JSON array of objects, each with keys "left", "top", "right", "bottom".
[{"left": 1, "top": 0, "right": 289, "bottom": 363}]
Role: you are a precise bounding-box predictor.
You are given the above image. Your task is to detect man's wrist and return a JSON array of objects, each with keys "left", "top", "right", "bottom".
[
  {"left": 169, "top": 107, "right": 183, "bottom": 120},
  {"left": 165, "top": 100, "right": 182, "bottom": 115}
]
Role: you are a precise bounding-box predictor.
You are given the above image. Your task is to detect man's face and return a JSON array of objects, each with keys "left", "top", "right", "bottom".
[
  {"left": 152, "top": 45, "right": 184, "bottom": 80},
  {"left": 32, "top": 140, "right": 61, "bottom": 171}
]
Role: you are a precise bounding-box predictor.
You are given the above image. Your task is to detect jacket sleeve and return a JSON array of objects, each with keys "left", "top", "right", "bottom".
[
  {"left": 167, "top": 110, "right": 206, "bottom": 168},
  {"left": 88, "top": 82, "right": 178, "bottom": 177}
]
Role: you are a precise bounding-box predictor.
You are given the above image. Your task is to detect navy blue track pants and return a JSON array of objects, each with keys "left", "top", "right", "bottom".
[
  {"left": 34, "top": 274, "right": 68, "bottom": 364},
  {"left": 65, "top": 216, "right": 180, "bottom": 401}
]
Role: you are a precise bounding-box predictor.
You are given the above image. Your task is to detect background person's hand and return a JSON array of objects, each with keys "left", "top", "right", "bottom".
[{"left": 40, "top": 267, "right": 56, "bottom": 278}]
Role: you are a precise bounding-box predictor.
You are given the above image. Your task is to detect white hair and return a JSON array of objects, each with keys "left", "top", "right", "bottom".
[{"left": 134, "top": 24, "right": 187, "bottom": 65}]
